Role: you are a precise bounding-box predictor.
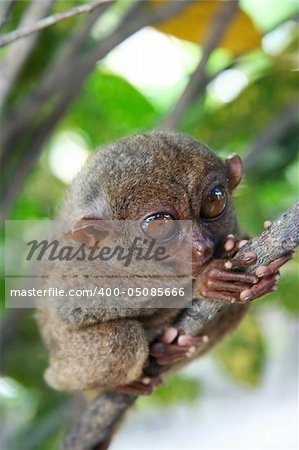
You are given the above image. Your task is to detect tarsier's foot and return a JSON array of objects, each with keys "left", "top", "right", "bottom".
[
  {"left": 149, "top": 327, "right": 207, "bottom": 366},
  {"left": 114, "top": 376, "right": 162, "bottom": 395},
  {"left": 195, "top": 229, "right": 294, "bottom": 304}
]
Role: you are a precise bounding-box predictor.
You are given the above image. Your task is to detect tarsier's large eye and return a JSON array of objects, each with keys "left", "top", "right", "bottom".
[
  {"left": 141, "top": 213, "right": 177, "bottom": 242},
  {"left": 201, "top": 185, "right": 227, "bottom": 219}
]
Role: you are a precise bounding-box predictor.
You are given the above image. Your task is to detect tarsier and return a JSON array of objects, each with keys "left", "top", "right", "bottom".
[{"left": 37, "top": 131, "right": 291, "bottom": 396}]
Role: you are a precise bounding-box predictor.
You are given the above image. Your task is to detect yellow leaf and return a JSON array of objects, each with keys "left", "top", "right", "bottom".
[{"left": 152, "top": 0, "right": 261, "bottom": 55}]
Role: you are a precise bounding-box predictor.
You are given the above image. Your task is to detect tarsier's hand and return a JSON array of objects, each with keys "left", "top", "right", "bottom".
[
  {"left": 194, "top": 223, "right": 294, "bottom": 304},
  {"left": 149, "top": 223, "right": 294, "bottom": 369},
  {"left": 117, "top": 223, "right": 294, "bottom": 387},
  {"left": 149, "top": 327, "right": 208, "bottom": 366}
]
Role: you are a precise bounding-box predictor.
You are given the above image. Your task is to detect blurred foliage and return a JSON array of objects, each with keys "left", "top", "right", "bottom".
[
  {"left": 65, "top": 71, "right": 157, "bottom": 146},
  {"left": 0, "top": 1, "right": 298, "bottom": 449},
  {"left": 154, "top": 0, "right": 262, "bottom": 54},
  {"left": 1, "top": 0, "right": 89, "bottom": 110},
  {"left": 215, "top": 313, "right": 266, "bottom": 386},
  {"left": 139, "top": 374, "right": 201, "bottom": 409}
]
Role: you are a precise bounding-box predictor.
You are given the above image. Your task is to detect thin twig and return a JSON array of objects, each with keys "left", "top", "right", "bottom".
[
  {"left": 55, "top": 0, "right": 113, "bottom": 62},
  {"left": 243, "top": 99, "right": 299, "bottom": 171},
  {"left": 161, "top": 0, "right": 239, "bottom": 129},
  {"left": 0, "top": 0, "right": 112, "bottom": 49}
]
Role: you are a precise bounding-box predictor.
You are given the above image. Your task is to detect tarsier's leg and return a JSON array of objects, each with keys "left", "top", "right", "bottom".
[{"left": 44, "top": 319, "right": 148, "bottom": 391}]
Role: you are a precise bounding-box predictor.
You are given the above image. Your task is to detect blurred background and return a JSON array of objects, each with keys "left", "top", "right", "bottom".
[{"left": 0, "top": 1, "right": 298, "bottom": 449}]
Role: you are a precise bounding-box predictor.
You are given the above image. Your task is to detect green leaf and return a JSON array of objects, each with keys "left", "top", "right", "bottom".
[
  {"left": 64, "top": 70, "right": 157, "bottom": 147},
  {"left": 139, "top": 374, "right": 201, "bottom": 408}
]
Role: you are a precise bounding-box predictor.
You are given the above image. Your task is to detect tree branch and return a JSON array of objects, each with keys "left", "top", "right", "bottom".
[
  {"left": 53, "top": 0, "right": 113, "bottom": 63},
  {"left": 161, "top": 0, "right": 239, "bottom": 129},
  {"left": 0, "top": 0, "right": 56, "bottom": 111},
  {"left": 0, "top": 0, "right": 113, "bottom": 49},
  {"left": 243, "top": 99, "right": 299, "bottom": 171},
  {"left": 62, "top": 202, "right": 299, "bottom": 449}
]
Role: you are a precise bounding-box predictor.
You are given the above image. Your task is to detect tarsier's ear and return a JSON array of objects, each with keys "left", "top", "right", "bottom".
[
  {"left": 225, "top": 154, "right": 243, "bottom": 190},
  {"left": 66, "top": 217, "right": 119, "bottom": 246}
]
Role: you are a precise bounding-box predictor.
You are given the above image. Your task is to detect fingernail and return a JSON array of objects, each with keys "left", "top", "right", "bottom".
[
  {"left": 244, "top": 252, "right": 256, "bottom": 262},
  {"left": 225, "top": 261, "right": 232, "bottom": 269},
  {"left": 225, "top": 240, "right": 234, "bottom": 251},
  {"left": 161, "top": 327, "right": 178, "bottom": 344},
  {"left": 178, "top": 335, "right": 191, "bottom": 346},
  {"left": 256, "top": 266, "right": 269, "bottom": 277},
  {"left": 240, "top": 290, "right": 252, "bottom": 301},
  {"left": 202, "top": 335, "right": 209, "bottom": 343},
  {"left": 186, "top": 346, "right": 196, "bottom": 357},
  {"left": 264, "top": 220, "right": 272, "bottom": 229},
  {"left": 239, "top": 240, "right": 248, "bottom": 248}
]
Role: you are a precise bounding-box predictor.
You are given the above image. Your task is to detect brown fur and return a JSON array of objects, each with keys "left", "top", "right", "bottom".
[{"left": 37, "top": 131, "right": 244, "bottom": 391}]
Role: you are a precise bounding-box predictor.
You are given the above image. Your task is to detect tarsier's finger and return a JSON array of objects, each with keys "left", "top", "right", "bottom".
[
  {"left": 114, "top": 382, "right": 154, "bottom": 395},
  {"left": 224, "top": 235, "right": 249, "bottom": 257},
  {"left": 210, "top": 252, "right": 257, "bottom": 270},
  {"left": 150, "top": 342, "right": 198, "bottom": 365},
  {"left": 203, "top": 280, "right": 252, "bottom": 294},
  {"left": 240, "top": 274, "right": 279, "bottom": 302},
  {"left": 224, "top": 234, "right": 238, "bottom": 253},
  {"left": 159, "top": 326, "right": 178, "bottom": 344},
  {"left": 141, "top": 376, "right": 163, "bottom": 388},
  {"left": 177, "top": 333, "right": 206, "bottom": 347},
  {"left": 200, "top": 289, "right": 241, "bottom": 303},
  {"left": 255, "top": 252, "right": 294, "bottom": 278},
  {"left": 114, "top": 376, "right": 162, "bottom": 395},
  {"left": 208, "top": 267, "right": 258, "bottom": 284},
  {"left": 150, "top": 342, "right": 189, "bottom": 358}
]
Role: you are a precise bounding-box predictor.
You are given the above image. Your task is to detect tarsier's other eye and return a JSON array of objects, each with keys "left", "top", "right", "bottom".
[
  {"left": 201, "top": 185, "right": 227, "bottom": 219},
  {"left": 141, "top": 213, "right": 177, "bottom": 242}
]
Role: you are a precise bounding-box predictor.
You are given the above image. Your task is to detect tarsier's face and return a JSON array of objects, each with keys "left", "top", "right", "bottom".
[
  {"left": 70, "top": 132, "right": 242, "bottom": 277},
  {"left": 139, "top": 184, "right": 228, "bottom": 276}
]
